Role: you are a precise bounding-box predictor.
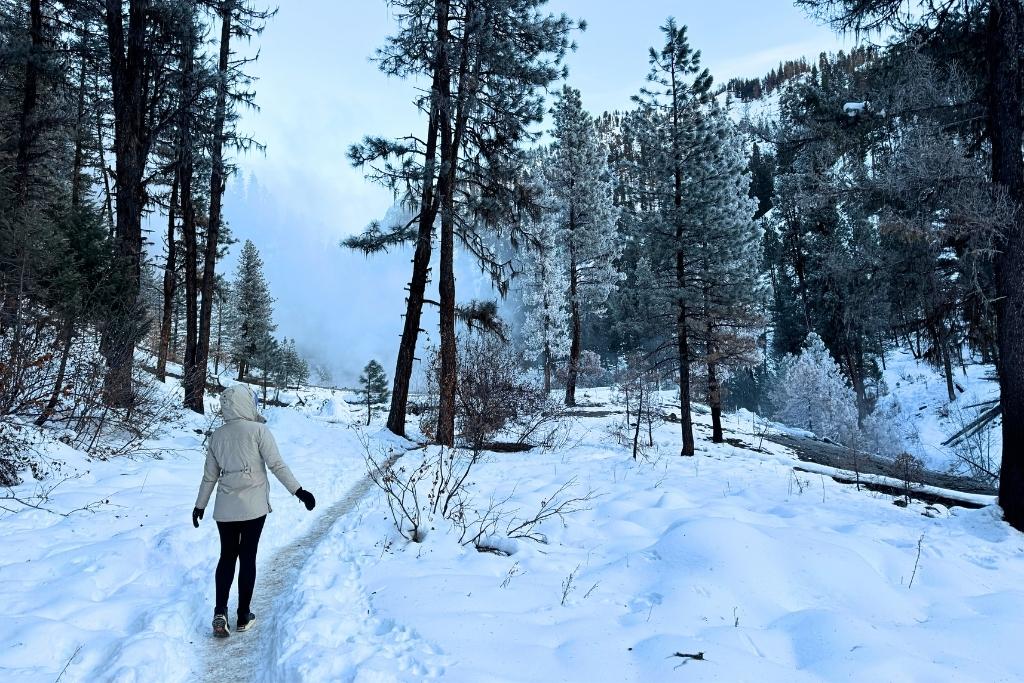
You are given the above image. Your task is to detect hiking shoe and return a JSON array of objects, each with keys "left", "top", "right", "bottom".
[
  {"left": 236, "top": 612, "right": 256, "bottom": 632},
  {"left": 212, "top": 613, "right": 230, "bottom": 638}
]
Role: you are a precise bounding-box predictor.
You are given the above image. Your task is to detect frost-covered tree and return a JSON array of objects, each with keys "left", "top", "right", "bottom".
[
  {"left": 520, "top": 188, "right": 570, "bottom": 393},
  {"left": 544, "top": 87, "right": 621, "bottom": 406},
  {"left": 359, "top": 360, "right": 390, "bottom": 426},
  {"left": 772, "top": 333, "right": 858, "bottom": 444},
  {"left": 228, "top": 240, "right": 276, "bottom": 381},
  {"left": 690, "top": 105, "right": 765, "bottom": 443},
  {"left": 274, "top": 338, "right": 309, "bottom": 389}
]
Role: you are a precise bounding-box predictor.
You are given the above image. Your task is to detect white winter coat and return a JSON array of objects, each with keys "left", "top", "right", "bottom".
[{"left": 194, "top": 385, "right": 302, "bottom": 522}]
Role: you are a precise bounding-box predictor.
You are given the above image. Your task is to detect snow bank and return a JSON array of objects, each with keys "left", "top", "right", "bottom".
[{"left": 275, "top": 399, "right": 1024, "bottom": 682}]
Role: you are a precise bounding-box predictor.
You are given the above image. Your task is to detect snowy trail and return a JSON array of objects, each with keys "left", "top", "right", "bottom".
[{"left": 198, "top": 451, "right": 401, "bottom": 683}]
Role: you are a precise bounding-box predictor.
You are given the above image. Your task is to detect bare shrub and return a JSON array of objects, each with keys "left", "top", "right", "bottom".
[
  {"left": 62, "top": 363, "right": 181, "bottom": 459},
  {"left": 365, "top": 446, "right": 429, "bottom": 542},
  {"left": 0, "top": 316, "right": 64, "bottom": 418},
  {"left": 0, "top": 418, "right": 46, "bottom": 486},
  {"left": 506, "top": 477, "right": 597, "bottom": 543},
  {"left": 362, "top": 437, "right": 594, "bottom": 552},
  {"left": 893, "top": 452, "right": 925, "bottom": 505},
  {"left": 612, "top": 354, "right": 663, "bottom": 460},
  {"left": 457, "top": 334, "right": 553, "bottom": 451},
  {"left": 945, "top": 398, "right": 999, "bottom": 486}
]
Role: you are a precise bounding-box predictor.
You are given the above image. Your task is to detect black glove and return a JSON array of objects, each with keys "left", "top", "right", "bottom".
[
  {"left": 192, "top": 507, "right": 204, "bottom": 528},
  {"left": 295, "top": 487, "right": 316, "bottom": 511}
]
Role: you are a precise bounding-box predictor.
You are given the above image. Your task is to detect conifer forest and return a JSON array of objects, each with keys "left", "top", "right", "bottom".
[{"left": 1, "top": 2, "right": 1023, "bottom": 681}]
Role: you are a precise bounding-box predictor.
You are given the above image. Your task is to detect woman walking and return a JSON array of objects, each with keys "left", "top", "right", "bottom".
[{"left": 192, "top": 384, "right": 317, "bottom": 637}]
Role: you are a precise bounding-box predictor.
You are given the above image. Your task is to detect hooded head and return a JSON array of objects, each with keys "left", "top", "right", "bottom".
[{"left": 219, "top": 385, "right": 266, "bottom": 423}]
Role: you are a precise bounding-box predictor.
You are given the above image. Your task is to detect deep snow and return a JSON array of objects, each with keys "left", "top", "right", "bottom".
[{"left": 0, "top": 378, "right": 1021, "bottom": 683}]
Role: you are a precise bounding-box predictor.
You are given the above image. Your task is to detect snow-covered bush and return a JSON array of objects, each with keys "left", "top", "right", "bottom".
[
  {"left": 771, "top": 333, "right": 858, "bottom": 444},
  {"left": 859, "top": 393, "right": 918, "bottom": 459},
  {"left": 0, "top": 419, "right": 43, "bottom": 487}
]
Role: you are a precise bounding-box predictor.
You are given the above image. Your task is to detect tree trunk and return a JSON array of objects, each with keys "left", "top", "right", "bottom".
[
  {"left": 35, "top": 318, "right": 74, "bottom": 427},
  {"left": 156, "top": 175, "right": 178, "bottom": 381},
  {"left": 14, "top": 0, "right": 42, "bottom": 204},
  {"left": 181, "top": 152, "right": 199, "bottom": 409},
  {"left": 96, "top": 71, "right": 115, "bottom": 236},
  {"left": 677, "top": 299, "right": 695, "bottom": 456},
  {"left": 669, "top": 57, "right": 695, "bottom": 457},
  {"left": 2, "top": 0, "right": 44, "bottom": 332},
  {"left": 990, "top": 0, "right": 1024, "bottom": 531},
  {"left": 179, "top": 21, "right": 201, "bottom": 412},
  {"left": 102, "top": 0, "right": 151, "bottom": 408},
  {"left": 632, "top": 378, "right": 643, "bottom": 460},
  {"left": 437, "top": 92, "right": 456, "bottom": 446},
  {"left": 543, "top": 343, "right": 552, "bottom": 394},
  {"left": 437, "top": 200, "right": 457, "bottom": 446},
  {"left": 214, "top": 300, "right": 223, "bottom": 376},
  {"left": 708, "top": 355, "right": 723, "bottom": 444},
  {"left": 70, "top": 26, "right": 88, "bottom": 209},
  {"left": 565, "top": 235, "right": 580, "bottom": 407},
  {"left": 941, "top": 339, "right": 956, "bottom": 402},
  {"left": 385, "top": 0, "right": 448, "bottom": 438},
  {"left": 436, "top": 0, "right": 478, "bottom": 447},
  {"left": 194, "top": 4, "right": 233, "bottom": 415}
]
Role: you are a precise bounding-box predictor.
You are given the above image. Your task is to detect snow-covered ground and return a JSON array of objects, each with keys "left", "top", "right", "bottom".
[
  {"left": 879, "top": 349, "right": 1001, "bottom": 473},
  {"left": 0, "top": 375, "right": 372, "bottom": 682},
  {"left": 1, "top": 379, "right": 1022, "bottom": 682}
]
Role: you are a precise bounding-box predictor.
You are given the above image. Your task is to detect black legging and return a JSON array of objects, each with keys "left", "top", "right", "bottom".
[{"left": 215, "top": 515, "right": 266, "bottom": 617}]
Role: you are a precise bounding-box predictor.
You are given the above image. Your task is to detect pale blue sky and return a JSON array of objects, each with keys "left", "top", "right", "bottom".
[{"left": 223, "top": 1, "right": 853, "bottom": 383}]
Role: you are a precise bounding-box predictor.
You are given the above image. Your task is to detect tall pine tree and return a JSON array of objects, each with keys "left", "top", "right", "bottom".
[
  {"left": 228, "top": 240, "right": 276, "bottom": 381},
  {"left": 543, "top": 87, "right": 621, "bottom": 406}
]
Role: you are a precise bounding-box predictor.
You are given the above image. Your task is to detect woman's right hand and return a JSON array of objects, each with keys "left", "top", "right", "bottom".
[{"left": 192, "top": 507, "right": 204, "bottom": 528}]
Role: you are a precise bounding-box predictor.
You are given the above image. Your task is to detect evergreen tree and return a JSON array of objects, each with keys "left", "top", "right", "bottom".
[
  {"left": 772, "top": 332, "right": 858, "bottom": 444},
  {"left": 543, "top": 87, "right": 621, "bottom": 406},
  {"left": 519, "top": 165, "right": 570, "bottom": 393},
  {"left": 359, "top": 360, "right": 390, "bottom": 426},
  {"left": 748, "top": 142, "right": 775, "bottom": 220},
  {"left": 633, "top": 18, "right": 714, "bottom": 456},
  {"left": 271, "top": 337, "right": 307, "bottom": 390},
  {"left": 228, "top": 240, "right": 276, "bottom": 381},
  {"left": 346, "top": 0, "right": 577, "bottom": 445},
  {"left": 690, "top": 105, "right": 765, "bottom": 442}
]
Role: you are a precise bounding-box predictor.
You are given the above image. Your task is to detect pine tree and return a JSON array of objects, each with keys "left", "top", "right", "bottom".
[
  {"left": 228, "top": 240, "right": 276, "bottom": 381},
  {"left": 544, "top": 86, "right": 621, "bottom": 407},
  {"left": 748, "top": 142, "right": 775, "bottom": 220},
  {"left": 519, "top": 166, "right": 570, "bottom": 393},
  {"left": 346, "top": 0, "right": 577, "bottom": 445},
  {"left": 100, "top": 0, "right": 183, "bottom": 406},
  {"left": 633, "top": 18, "right": 714, "bottom": 456},
  {"left": 690, "top": 105, "right": 765, "bottom": 442},
  {"left": 359, "top": 360, "right": 390, "bottom": 426},
  {"left": 772, "top": 332, "right": 858, "bottom": 444}
]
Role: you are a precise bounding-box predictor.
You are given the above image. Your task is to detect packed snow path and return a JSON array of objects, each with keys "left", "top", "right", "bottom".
[{"left": 198, "top": 452, "right": 401, "bottom": 682}]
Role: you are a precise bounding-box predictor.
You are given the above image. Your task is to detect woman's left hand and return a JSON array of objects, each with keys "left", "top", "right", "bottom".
[{"left": 295, "top": 488, "right": 316, "bottom": 511}]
